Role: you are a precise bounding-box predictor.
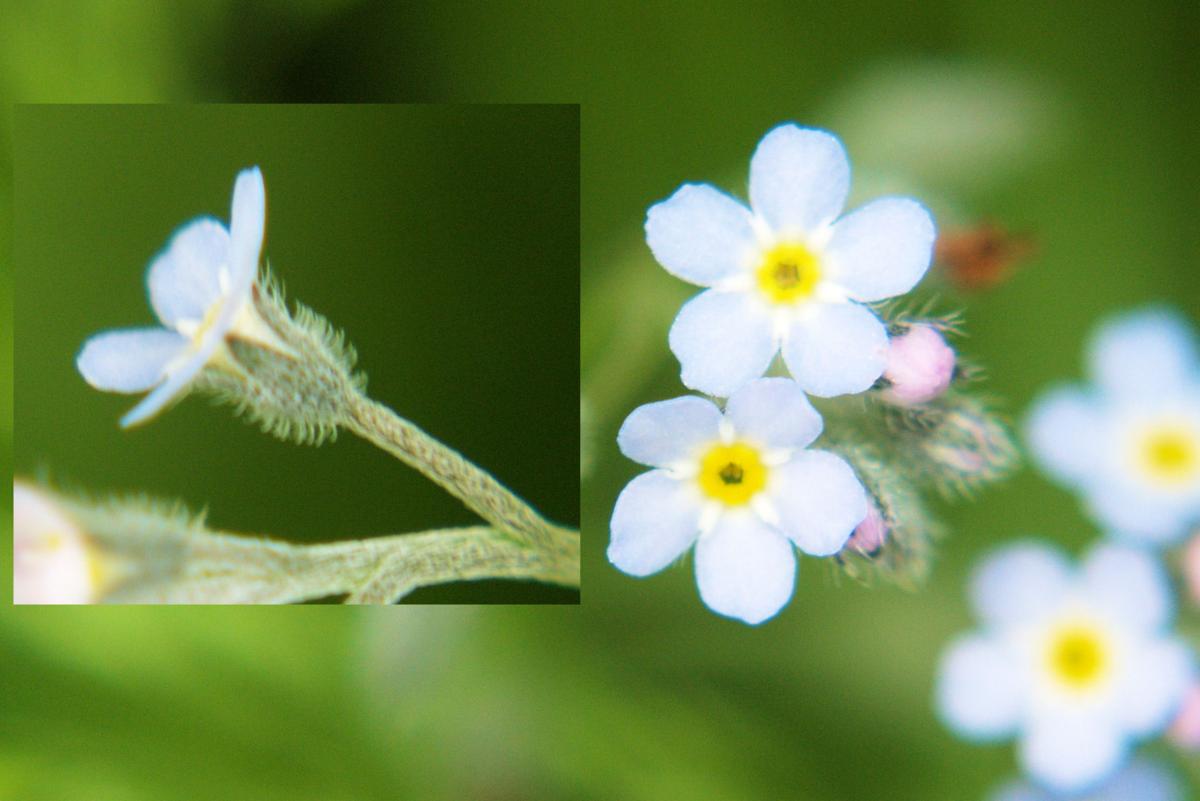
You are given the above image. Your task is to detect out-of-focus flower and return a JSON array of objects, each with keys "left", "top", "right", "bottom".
[
  {"left": 935, "top": 222, "right": 1035, "bottom": 292},
  {"left": 14, "top": 481, "right": 101, "bottom": 604},
  {"left": 936, "top": 541, "right": 1194, "bottom": 794},
  {"left": 1026, "top": 308, "right": 1200, "bottom": 545},
  {"left": 1168, "top": 682, "right": 1200, "bottom": 750},
  {"left": 990, "top": 758, "right": 1181, "bottom": 801},
  {"left": 609, "top": 378, "right": 867, "bottom": 624},
  {"left": 881, "top": 324, "right": 956, "bottom": 405},
  {"left": 77, "top": 167, "right": 288, "bottom": 428},
  {"left": 646, "top": 123, "right": 935, "bottom": 398}
]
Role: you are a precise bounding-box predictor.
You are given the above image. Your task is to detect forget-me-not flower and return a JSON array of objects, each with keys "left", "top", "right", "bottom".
[
  {"left": 1026, "top": 308, "right": 1200, "bottom": 545},
  {"left": 646, "top": 123, "right": 936, "bottom": 398},
  {"left": 936, "top": 541, "right": 1194, "bottom": 794},
  {"left": 990, "top": 758, "right": 1181, "bottom": 801},
  {"left": 14, "top": 481, "right": 100, "bottom": 604},
  {"left": 609, "top": 377, "right": 868, "bottom": 624},
  {"left": 78, "top": 167, "right": 287, "bottom": 427}
]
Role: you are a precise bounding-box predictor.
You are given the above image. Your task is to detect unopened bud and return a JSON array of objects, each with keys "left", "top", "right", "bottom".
[
  {"left": 844, "top": 502, "right": 888, "bottom": 555},
  {"left": 882, "top": 325, "right": 956, "bottom": 405}
]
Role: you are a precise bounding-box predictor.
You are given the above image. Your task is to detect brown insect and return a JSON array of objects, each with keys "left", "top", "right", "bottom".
[{"left": 934, "top": 222, "right": 1036, "bottom": 292}]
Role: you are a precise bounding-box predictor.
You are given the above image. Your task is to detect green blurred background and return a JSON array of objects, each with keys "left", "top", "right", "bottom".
[{"left": 4, "top": 1, "right": 1200, "bottom": 800}]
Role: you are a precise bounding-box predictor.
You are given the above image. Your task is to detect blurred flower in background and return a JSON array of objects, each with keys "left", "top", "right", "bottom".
[
  {"left": 1026, "top": 308, "right": 1200, "bottom": 546},
  {"left": 936, "top": 542, "right": 1194, "bottom": 793},
  {"left": 13, "top": 481, "right": 102, "bottom": 604},
  {"left": 990, "top": 758, "right": 1182, "bottom": 801}
]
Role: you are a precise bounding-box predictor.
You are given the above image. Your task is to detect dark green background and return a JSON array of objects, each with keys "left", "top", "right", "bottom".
[
  {"left": 14, "top": 103, "right": 580, "bottom": 604},
  {"left": 3, "top": 2, "right": 1199, "bottom": 800}
]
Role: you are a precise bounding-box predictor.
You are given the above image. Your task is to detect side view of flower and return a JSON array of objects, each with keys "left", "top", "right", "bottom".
[
  {"left": 646, "top": 123, "right": 936, "bottom": 398},
  {"left": 77, "top": 167, "right": 285, "bottom": 428},
  {"left": 610, "top": 377, "right": 867, "bottom": 624},
  {"left": 1026, "top": 307, "right": 1200, "bottom": 545},
  {"left": 936, "top": 541, "right": 1195, "bottom": 794}
]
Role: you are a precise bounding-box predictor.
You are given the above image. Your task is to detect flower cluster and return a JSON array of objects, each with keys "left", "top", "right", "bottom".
[
  {"left": 936, "top": 308, "right": 1200, "bottom": 796},
  {"left": 610, "top": 124, "right": 1016, "bottom": 624}
]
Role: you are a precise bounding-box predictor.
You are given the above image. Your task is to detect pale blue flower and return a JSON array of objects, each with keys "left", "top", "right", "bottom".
[
  {"left": 937, "top": 541, "right": 1194, "bottom": 794},
  {"left": 78, "top": 167, "right": 285, "bottom": 427},
  {"left": 645, "top": 123, "right": 935, "bottom": 398},
  {"left": 609, "top": 378, "right": 867, "bottom": 624},
  {"left": 1026, "top": 308, "right": 1200, "bottom": 545},
  {"left": 990, "top": 758, "right": 1181, "bottom": 801}
]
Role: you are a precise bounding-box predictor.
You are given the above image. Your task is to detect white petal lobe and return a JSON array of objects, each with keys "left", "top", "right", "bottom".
[
  {"left": 669, "top": 289, "right": 777, "bottom": 397},
  {"left": 617, "top": 396, "right": 723, "bottom": 468},
  {"left": 782, "top": 303, "right": 888, "bottom": 397},
  {"left": 969, "top": 541, "right": 1071, "bottom": 628},
  {"left": 609, "top": 471, "right": 702, "bottom": 577},
  {"left": 645, "top": 183, "right": 758, "bottom": 286},
  {"left": 147, "top": 217, "right": 230, "bottom": 328},
  {"left": 936, "top": 634, "right": 1024, "bottom": 739},
  {"left": 76, "top": 328, "right": 188, "bottom": 393},
  {"left": 694, "top": 512, "right": 795, "bottom": 625},
  {"left": 724, "top": 378, "right": 822, "bottom": 450},
  {"left": 825, "top": 197, "right": 935, "bottom": 302},
  {"left": 769, "top": 450, "right": 867, "bottom": 555},
  {"left": 749, "top": 125, "right": 850, "bottom": 236}
]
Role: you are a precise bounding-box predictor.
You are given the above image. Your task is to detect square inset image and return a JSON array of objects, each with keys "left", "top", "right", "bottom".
[{"left": 14, "top": 104, "right": 579, "bottom": 604}]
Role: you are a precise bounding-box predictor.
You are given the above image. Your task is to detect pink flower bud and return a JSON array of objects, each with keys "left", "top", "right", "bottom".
[
  {"left": 1169, "top": 683, "right": 1200, "bottom": 750},
  {"left": 845, "top": 503, "right": 887, "bottom": 555},
  {"left": 1186, "top": 534, "right": 1200, "bottom": 606},
  {"left": 882, "top": 325, "right": 956, "bottom": 405},
  {"left": 13, "top": 482, "right": 99, "bottom": 604}
]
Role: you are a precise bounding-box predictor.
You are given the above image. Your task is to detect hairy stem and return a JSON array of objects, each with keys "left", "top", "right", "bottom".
[{"left": 342, "top": 392, "right": 578, "bottom": 556}]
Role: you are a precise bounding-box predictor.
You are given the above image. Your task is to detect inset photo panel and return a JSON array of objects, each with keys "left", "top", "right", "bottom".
[{"left": 13, "top": 104, "right": 579, "bottom": 604}]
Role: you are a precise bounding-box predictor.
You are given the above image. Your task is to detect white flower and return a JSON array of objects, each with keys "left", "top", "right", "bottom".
[
  {"left": 1026, "top": 308, "right": 1200, "bottom": 545},
  {"left": 991, "top": 758, "right": 1181, "bottom": 801},
  {"left": 646, "top": 123, "right": 936, "bottom": 398},
  {"left": 609, "top": 377, "right": 868, "bottom": 625},
  {"left": 77, "top": 166, "right": 286, "bottom": 427},
  {"left": 14, "top": 481, "right": 100, "bottom": 604},
  {"left": 936, "top": 542, "right": 1194, "bottom": 794}
]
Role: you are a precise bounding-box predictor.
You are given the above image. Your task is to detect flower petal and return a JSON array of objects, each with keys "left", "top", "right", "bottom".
[
  {"left": 147, "top": 217, "right": 230, "bottom": 328},
  {"left": 668, "top": 289, "right": 777, "bottom": 397},
  {"left": 768, "top": 449, "right": 867, "bottom": 556},
  {"left": 970, "top": 541, "right": 1072, "bottom": 628},
  {"left": 694, "top": 511, "right": 795, "bottom": 625},
  {"left": 1113, "top": 638, "right": 1194, "bottom": 737},
  {"left": 748, "top": 124, "right": 849, "bottom": 236},
  {"left": 1024, "top": 385, "right": 1105, "bottom": 484},
  {"left": 936, "top": 634, "right": 1024, "bottom": 740},
  {"left": 1087, "top": 307, "right": 1199, "bottom": 400},
  {"left": 76, "top": 328, "right": 188, "bottom": 393},
  {"left": 824, "top": 197, "right": 935, "bottom": 302},
  {"left": 1084, "top": 481, "right": 1193, "bottom": 546},
  {"left": 1018, "top": 712, "right": 1127, "bottom": 794},
  {"left": 14, "top": 482, "right": 96, "bottom": 604},
  {"left": 1098, "top": 760, "right": 1183, "bottom": 801},
  {"left": 1080, "top": 544, "right": 1172, "bottom": 633},
  {"left": 608, "top": 471, "right": 702, "bottom": 577},
  {"left": 645, "top": 183, "right": 758, "bottom": 286},
  {"left": 724, "top": 377, "right": 822, "bottom": 450},
  {"left": 782, "top": 302, "right": 888, "bottom": 397},
  {"left": 119, "top": 339, "right": 221, "bottom": 428},
  {"left": 617, "top": 396, "right": 723, "bottom": 468},
  {"left": 228, "top": 166, "right": 266, "bottom": 298}
]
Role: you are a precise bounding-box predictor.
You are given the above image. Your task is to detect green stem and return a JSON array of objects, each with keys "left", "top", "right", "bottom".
[{"left": 342, "top": 392, "right": 578, "bottom": 558}]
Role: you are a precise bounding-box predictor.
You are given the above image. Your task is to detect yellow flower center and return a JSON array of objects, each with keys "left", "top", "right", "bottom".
[
  {"left": 756, "top": 243, "right": 821, "bottom": 304},
  {"left": 697, "top": 442, "right": 767, "bottom": 506},
  {"left": 1139, "top": 426, "right": 1199, "bottom": 485},
  {"left": 1046, "top": 624, "right": 1110, "bottom": 690}
]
